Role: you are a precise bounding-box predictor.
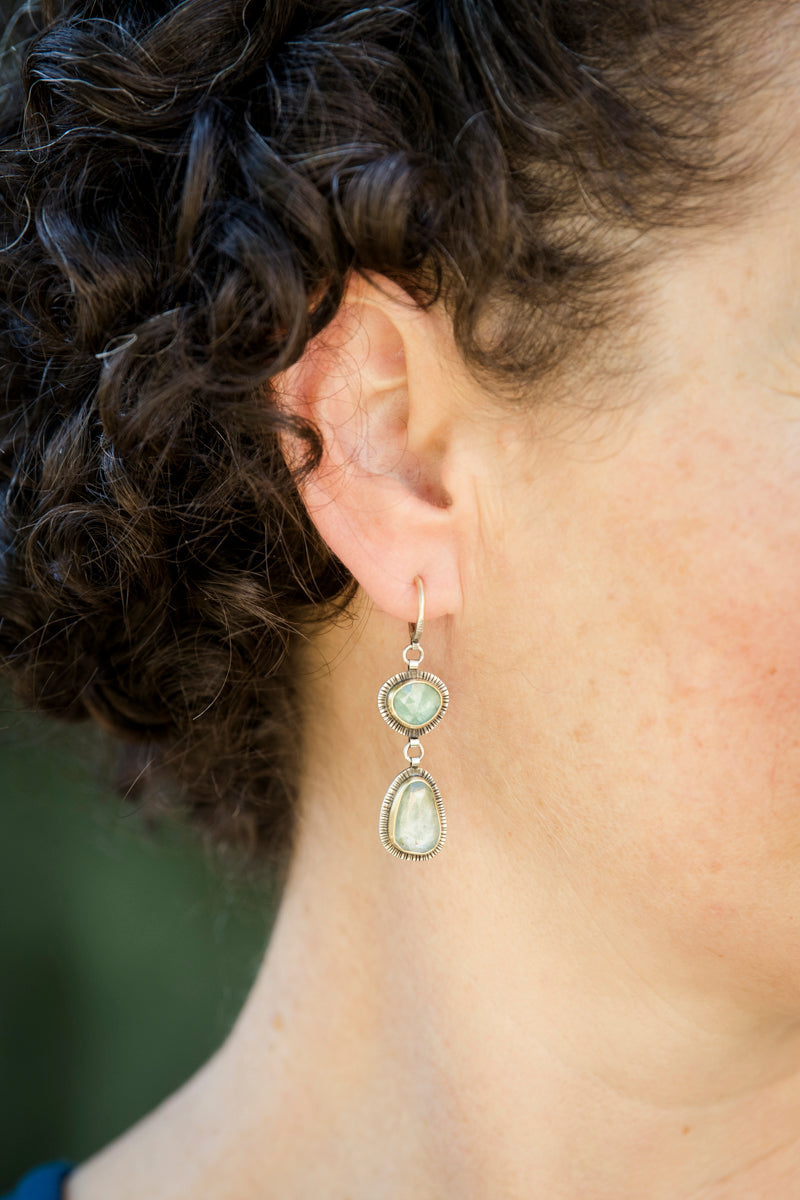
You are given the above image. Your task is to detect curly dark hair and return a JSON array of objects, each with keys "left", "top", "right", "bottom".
[{"left": 0, "top": 0, "right": 776, "bottom": 865}]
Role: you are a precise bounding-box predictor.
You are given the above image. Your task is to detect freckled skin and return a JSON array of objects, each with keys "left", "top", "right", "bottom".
[{"left": 451, "top": 205, "right": 800, "bottom": 1014}]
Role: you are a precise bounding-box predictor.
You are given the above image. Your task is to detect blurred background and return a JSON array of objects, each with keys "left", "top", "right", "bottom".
[{"left": 0, "top": 692, "right": 277, "bottom": 1189}]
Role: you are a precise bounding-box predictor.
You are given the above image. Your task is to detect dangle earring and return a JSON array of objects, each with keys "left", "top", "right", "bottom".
[{"left": 377, "top": 576, "right": 448, "bottom": 860}]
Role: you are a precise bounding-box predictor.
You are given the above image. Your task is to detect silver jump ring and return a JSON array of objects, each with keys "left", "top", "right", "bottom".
[
  {"left": 402, "top": 642, "right": 425, "bottom": 668},
  {"left": 404, "top": 739, "right": 424, "bottom": 765}
]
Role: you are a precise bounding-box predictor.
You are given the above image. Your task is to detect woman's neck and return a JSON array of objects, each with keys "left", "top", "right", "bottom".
[
  {"left": 68, "top": 609, "right": 800, "bottom": 1200},
  {"left": 220, "top": 813, "right": 800, "bottom": 1199},
  {"left": 70, "top": 813, "right": 800, "bottom": 1200}
]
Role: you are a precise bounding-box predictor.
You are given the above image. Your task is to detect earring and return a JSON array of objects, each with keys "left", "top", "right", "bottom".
[{"left": 377, "top": 576, "right": 448, "bottom": 860}]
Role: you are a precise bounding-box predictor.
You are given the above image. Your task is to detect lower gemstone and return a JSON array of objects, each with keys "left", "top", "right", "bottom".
[{"left": 388, "top": 776, "right": 442, "bottom": 855}]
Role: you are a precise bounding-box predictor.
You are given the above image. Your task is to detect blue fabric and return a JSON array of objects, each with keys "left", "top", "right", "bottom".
[{"left": 1, "top": 1162, "right": 73, "bottom": 1200}]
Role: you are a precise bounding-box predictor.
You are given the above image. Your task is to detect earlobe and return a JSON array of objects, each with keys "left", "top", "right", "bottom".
[{"left": 275, "top": 274, "right": 462, "bottom": 626}]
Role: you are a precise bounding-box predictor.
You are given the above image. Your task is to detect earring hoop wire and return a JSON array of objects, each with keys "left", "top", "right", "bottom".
[{"left": 409, "top": 575, "right": 425, "bottom": 645}]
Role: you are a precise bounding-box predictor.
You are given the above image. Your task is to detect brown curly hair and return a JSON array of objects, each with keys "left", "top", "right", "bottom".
[{"left": 0, "top": 0, "right": 776, "bottom": 865}]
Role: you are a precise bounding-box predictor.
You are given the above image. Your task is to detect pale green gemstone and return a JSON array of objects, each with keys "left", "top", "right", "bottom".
[
  {"left": 388, "top": 777, "right": 442, "bottom": 855},
  {"left": 387, "top": 680, "right": 443, "bottom": 728}
]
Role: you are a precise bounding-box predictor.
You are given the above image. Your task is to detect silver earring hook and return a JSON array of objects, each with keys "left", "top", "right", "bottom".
[{"left": 409, "top": 575, "right": 425, "bottom": 645}]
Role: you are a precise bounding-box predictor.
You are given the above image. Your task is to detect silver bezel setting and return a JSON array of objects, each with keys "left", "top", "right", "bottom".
[
  {"left": 379, "top": 767, "right": 447, "bottom": 861},
  {"left": 377, "top": 670, "right": 449, "bottom": 737}
]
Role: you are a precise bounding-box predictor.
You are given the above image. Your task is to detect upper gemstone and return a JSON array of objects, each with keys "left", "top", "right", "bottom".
[{"left": 387, "top": 680, "right": 443, "bottom": 728}]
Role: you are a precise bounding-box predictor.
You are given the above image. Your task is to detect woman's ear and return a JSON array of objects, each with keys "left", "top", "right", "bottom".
[{"left": 275, "top": 274, "right": 464, "bottom": 625}]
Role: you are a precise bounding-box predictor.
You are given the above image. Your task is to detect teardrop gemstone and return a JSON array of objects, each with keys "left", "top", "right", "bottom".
[
  {"left": 387, "top": 679, "right": 443, "bottom": 729},
  {"left": 388, "top": 776, "right": 442, "bottom": 855}
]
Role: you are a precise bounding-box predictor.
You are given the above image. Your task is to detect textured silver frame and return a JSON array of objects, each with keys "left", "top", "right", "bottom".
[
  {"left": 379, "top": 767, "right": 447, "bottom": 861},
  {"left": 377, "top": 670, "right": 450, "bottom": 738}
]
